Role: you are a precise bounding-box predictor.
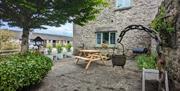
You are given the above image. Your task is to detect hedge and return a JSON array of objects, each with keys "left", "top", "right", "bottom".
[{"left": 0, "top": 52, "right": 53, "bottom": 91}]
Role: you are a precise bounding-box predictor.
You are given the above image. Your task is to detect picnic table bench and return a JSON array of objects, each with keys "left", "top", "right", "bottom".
[{"left": 75, "top": 50, "right": 105, "bottom": 70}]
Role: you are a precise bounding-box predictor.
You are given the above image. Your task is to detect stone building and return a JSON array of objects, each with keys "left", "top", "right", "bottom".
[
  {"left": 73, "top": 0, "right": 162, "bottom": 55},
  {"left": 12, "top": 30, "right": 73, "bottom": 48}
]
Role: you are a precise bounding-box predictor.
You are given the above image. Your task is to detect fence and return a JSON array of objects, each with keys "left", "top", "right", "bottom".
[{"left": 0, "top": 49, "right": 20, "bottom": 55}]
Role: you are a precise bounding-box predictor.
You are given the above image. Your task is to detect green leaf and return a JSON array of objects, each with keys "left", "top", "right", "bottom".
[{"left": 0, "top": 52, "right": 53, "bottom": 90}]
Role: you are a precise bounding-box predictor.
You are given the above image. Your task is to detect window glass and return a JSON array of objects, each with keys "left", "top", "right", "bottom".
[
  {"left": 103, "top": 32, "right": 109, "bottom": 44},
  {"left": 116, "top": 0, "right": 132, "bottom": 9},
  {"left": 96, "top": 32, "right": 116, "bottom": 46},
  {"left": 110, "top": 33, "right": 116, "bottom": 44},
  {"left": 96, "top": 33, "right": 101, "bottom": 44},
  {"left": 30, "top": 39, "right": 33, "bottom": 42}
]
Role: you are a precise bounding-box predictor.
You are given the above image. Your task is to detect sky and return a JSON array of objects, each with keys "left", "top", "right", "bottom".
[{"left": 0, "top": 22, "right": 73, "bottom": 37}]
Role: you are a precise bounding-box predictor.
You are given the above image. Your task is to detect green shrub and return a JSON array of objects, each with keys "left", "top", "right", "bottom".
[
  {"left": 0, "top": 52, "right": 53, "bottom": 91},
  {"left": 0, "top": 55, "right": 8, "bottom": 62},
  {"left": 47, "top": 44, "right": 52, "bottom": 55},
  {"left": 135, "top": 54, "right": 156, "bottom": 70},
  {"left": 150, "top": 6, "right": 174, "bottom": 32},
  {"left": 56, "top": 44, "right": 63, "bottom": 53},
  {"left": 65, "top": 43, "right": 72, "bottom": 52}
]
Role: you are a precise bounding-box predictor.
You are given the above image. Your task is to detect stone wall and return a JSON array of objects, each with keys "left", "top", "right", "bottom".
[
  {"left": 160, "top": 0, "right": 180, "bottom": 89},
  {"left": 164, "top": 48, "right": 180, "bottom": 90},
  {"left": 73, "top": 0, "right": 162, "bottom": 55}
]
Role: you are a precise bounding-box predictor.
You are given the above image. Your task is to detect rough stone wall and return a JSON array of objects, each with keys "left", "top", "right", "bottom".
[
  {"left": 73, "top": 0, "right": 162, "bottom": 55},
  {"left": 161, "top": 0, "right": 180, "bottom": 89}
]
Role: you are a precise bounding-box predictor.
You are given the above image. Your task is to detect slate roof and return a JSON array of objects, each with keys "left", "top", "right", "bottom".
[{"left": 12, "top": 31, "right": 72, "bottom": 41}]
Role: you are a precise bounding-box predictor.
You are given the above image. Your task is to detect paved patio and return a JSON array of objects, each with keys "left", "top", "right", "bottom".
[{"left": 28, "top": 58, "right": 142, "bottom": 91}]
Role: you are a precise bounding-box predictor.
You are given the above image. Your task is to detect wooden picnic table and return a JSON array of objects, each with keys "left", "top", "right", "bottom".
[{"left": 75, "top": 49, "right": 105, "bottom": 70}]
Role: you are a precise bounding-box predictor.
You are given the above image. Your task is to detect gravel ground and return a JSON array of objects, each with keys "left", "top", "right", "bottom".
[{"left": 28, "top": 58, "right": 142, "bottom": 91}]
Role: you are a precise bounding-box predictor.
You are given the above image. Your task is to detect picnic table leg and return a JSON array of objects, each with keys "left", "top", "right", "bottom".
[
  {"left": 75, "top": 52, "right": 82, "bottom": 64},
  {"left": 75, "top": 58, "right": 79, "bottom": 64},
  {"left": 85, "top": 60, "right": 92, "bottom": 70},
  {"left": 100, "top": 54, "right": 105, "bottom": 65},
  {"left": 79, "top": 52, "right": 82, "bottom": 56}
]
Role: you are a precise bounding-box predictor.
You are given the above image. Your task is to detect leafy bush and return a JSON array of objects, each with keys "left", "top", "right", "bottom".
[
  {"left": 151, "top": 6, "right": 174, "bottom": 32},
  {"left": 56, "top": 44, "right": 63, "bottom": 53},
  {"left": 135, "top": 54, "right": 156, "bottom": 70},
  {"left": 47, "top": 44, "right": 52, "bottom": 55},
  {"left": 65, "top": 43, "right": 72, "bottom": 52},
  {"left": 151, "top": 5, "right": 175, "bottom": 47},
  {"left": 0, "top": 55, "right": 8, "bottom": 62},
  {"left": 0, "top": 52, "right": 53, "bottom": 91}
]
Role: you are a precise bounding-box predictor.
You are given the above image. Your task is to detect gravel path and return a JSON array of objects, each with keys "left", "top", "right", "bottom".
[{"left": 28, "top": 58, "right": 142, "bottom": 91}]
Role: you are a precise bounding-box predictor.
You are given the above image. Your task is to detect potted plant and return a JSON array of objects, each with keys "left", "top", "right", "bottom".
[
  {"left": 56, "top": 44, "right": 63, "bottom": 60},
  {"left": 64, "top": 43, "right": 72, "bottom": 58},
  {"left": 65, "top": 43, "right": 72, "bottom": 52},
  {"left": 56, "top": 44, "right": 63, "bottom": 53},
  {"left": 45, "top": 44, "right": 53, "bottom": 60},
  {"left": 47, "top": 44, "right": 52, "bottom": 55}
]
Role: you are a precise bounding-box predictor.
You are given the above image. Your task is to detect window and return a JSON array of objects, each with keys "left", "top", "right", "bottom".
[
  {"left": 102, "top": 32, "right": 109, "bottom": 44},
  {"left": 116, "top": 0, "right": 132, "bottom": 9},
  {"left": 96, "top": 33, "right": 101, "bottom": 44},
  {"left": 96, "top": 32, "right": 116, "bottom": 47},
  {"left": 61, "top": 40, "right": 63, "bottom": 44},
  {"left": 49, "top": 40, "right": 51, "bottom": 43},
  {"left": 110, "top": 33, "right": 116, "bottom": 44}
]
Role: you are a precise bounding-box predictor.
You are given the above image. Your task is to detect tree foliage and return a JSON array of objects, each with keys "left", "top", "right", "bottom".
[
  {"left": 0, "top": 0, "right": 107, "bottom": 28},
  {"left": 0, "top": 0, "right": 107, "bottom": 53}
]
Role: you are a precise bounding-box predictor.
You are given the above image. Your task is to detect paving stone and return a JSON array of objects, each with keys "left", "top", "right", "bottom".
[{"left": 28, "top": 58, "right": 141, "bottom": 91}]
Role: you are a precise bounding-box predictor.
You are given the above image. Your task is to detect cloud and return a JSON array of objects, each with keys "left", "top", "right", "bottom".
[{"left": 0, "top": 22, "right": 73, "bottom": 37}]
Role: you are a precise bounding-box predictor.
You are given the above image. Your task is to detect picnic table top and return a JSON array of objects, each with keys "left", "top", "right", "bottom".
[{"left": 79, "top": 49, "right": 100, "bottom": 53}]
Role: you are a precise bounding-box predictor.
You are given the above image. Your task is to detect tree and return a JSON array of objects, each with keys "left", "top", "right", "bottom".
[{"left": 0, "top": 0, "right": 107, "bottom": 53}]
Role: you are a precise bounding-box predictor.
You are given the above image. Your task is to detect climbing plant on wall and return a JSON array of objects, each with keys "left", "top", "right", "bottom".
[
  {"left": 151, "top": 6, "right": 174, "bottom": 32},
  {"left": 151, "top": 6, "right": 176, "bottom": 47}
]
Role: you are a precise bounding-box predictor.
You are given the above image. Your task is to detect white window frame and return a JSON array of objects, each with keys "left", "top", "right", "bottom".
[
  {"left": 116, "top": 0, "right": 132, "bottom": 10},
  {"left": 96, "top": 32, "right": 116, "bottom": 47}
]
